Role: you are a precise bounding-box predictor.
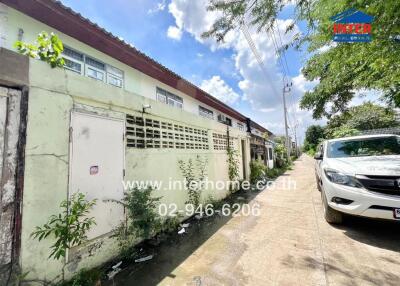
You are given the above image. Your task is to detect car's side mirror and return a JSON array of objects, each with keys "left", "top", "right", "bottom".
[{"left": 314, "top": 153, "right": 323, "bottom": 160}]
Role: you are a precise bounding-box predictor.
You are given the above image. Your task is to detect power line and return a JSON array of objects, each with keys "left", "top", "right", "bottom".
[
  {"left": 240, "top": 24, "right": 281, "bottom": 99},
  {"left": 273, "top": 23, "right": 290, "bottom": 76},
  {"left": 240, "top": 22, "right": 294, "bottom": 158}
]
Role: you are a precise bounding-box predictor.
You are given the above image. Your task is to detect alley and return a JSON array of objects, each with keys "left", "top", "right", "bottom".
[{"left": 118, "top": 155, "right": 400, "bottom": 286}]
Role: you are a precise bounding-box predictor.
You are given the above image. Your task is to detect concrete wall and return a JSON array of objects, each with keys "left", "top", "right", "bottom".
[{"left": 19, "top": 59, "right": 251, "bottom": 282}]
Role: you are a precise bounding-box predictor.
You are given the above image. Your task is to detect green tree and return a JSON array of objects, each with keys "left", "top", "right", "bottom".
[
  {"left": 325, "top": 102, "right": 399, "bottom": 137},
  {"left": 203, "top": 0, "right": 400, "bottom": 118},
  {"left": 304, "top": 125, "right": 325, "bottom": 151},
  {"left": 331, "top": 126, "right": 361, "bottom": 138}
]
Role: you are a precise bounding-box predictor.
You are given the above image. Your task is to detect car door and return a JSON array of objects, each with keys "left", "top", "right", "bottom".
[{"left": 315, "top": 143, "right": 324, "bottom": 180}]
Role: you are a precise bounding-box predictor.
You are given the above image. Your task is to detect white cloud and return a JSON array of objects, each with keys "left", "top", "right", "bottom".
[
  {"left": 168, "top": 0, "right": 226, "bottom": 50},
  {"left": 148, "top": 0, "right": 166, "bottom": 14},
  {"left": 167, "top": 0, "right": 321, "bottom": 139},
  {"left": 167, "top": 26, "right": 182, "bottom": 40},
  {"left": 259, "top": 108, "right": 276, "bottom": 113},
  {"left": 200, "top": 75, "right": 239, "bottom": 105}
]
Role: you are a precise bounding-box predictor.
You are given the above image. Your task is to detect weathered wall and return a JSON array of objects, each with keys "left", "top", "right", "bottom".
[
  {"left": 0, "top": 87, "right": 21, "bottom": 285},
  {"left": 19, "top": 59, "right": 251, "bottom": 282}
]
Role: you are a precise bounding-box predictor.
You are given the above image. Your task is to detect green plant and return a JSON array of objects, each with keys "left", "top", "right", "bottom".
[
  {"left": 31, "top": 193, "right": 96, "bottom": 260},
  {"left": 58, "top": 268, "right": 102, "bottom": 286},
  {"left": 227, "top": 147, "right": 240, "bottom": 192},
  {"left": 15, "top": 31, "right": 65, "bottom": 68},
  {"left": 119, "top": 188, "right": 162, "bottom": 241},
  {"left": 160, "top": 215, "right": 182, "bottom": 233},
  {"left": 250, "top": 160, "right": 266, "bottom": 184},
  {"left": 204, "top": 195, "right": 224, "bottom": 210},
  {"left": 274, "top": 142, "right": 289, "bottom": 168},
  {"left": 178, "top": 155, "right": 208, "bottom": 207}
]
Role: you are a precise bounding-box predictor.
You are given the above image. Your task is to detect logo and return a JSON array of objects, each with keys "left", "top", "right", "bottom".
[{"left": 331, "top": 9, "right": 374, "bottom": 42}]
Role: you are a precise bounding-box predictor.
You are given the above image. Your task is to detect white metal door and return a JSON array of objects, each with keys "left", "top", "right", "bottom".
[{"left": 70, "top": 112, "right": 124, "bottom": 239}]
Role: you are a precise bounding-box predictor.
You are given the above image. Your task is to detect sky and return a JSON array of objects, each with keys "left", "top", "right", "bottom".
[{"left": 59, "top": 0, "right": 375, "bottom": 143}]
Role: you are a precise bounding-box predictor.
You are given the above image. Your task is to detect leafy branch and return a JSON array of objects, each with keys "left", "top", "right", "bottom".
[{"left": 15, "top": 31, "right": 65, "bottom": 68}]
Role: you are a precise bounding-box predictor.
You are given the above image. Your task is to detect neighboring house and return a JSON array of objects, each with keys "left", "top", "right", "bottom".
[
  {"left": 248, "top": 120, "right": 274, "bottom": 167},
  {"left": 0, "top": 0, "right": 274, "bottom": 282}
]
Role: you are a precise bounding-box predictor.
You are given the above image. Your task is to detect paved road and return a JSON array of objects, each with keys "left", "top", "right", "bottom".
[{"left": 158, "top": 155, "right": 400, "bottom": 286}]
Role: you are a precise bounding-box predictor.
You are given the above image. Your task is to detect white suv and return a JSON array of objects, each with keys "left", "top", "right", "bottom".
[{"left": 314, "top": 134, "right": 400, "bottom": 224}]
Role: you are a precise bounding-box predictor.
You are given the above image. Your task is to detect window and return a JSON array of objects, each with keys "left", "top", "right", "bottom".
[
  {"left": 62, "top": 46, "right": 124, "bottom": 87},
  {"left": 107, "top": 65, "right": 124, "bottom": 87},
  {"left": 156, "top": 87, "right": 183, "bottom": 109},
  {"left": 199, "top": 106, "right": 213, "bottom": 119},
  {"left": 268, "top": 148, "right": 273, "bottom": 159},
  {"left": 63, "top": 46, "right": 84, "bottom": 61},
  {"left": 85, "top": 57, "right": 105, "bottom": 81},
  {"left": 64, "top": 58, "right": 82, "bottom": 74},
  {"left": 157, "top": 88, "right": 167, "bottom": 103},
  {"left": 217, "top": 114, "right": 232, "bottom": 126},
  {"left": 225, "top": 117, "right": 232, "bottom": 126},
  {"left": 327, "top": 136, "right": 400, "bottom": 158},
  {"left": 237, "top": 122, "right": 244, "bottom": 131},
  {"left": 63, "top": 46, "right": 84, "bottom": 74}
]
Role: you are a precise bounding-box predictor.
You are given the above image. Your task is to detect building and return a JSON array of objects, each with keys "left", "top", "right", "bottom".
[
  {"left": 248, "top": 120, "right": 274, "bottom": 168},
  {"left": 0, "top": 0, "right": 273, "bottom": 282}
]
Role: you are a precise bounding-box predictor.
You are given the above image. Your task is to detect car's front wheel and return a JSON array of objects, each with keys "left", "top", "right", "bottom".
[
  {"left": 321, "top": 189, "right": 343, "bottom": 224},
  {"left": 315, "top": 174, "right": 322, "bottom": 192}
]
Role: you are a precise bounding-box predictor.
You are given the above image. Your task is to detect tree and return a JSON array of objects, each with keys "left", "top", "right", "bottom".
[
  {"left": 203, "top": 1, "right": 400, "bottom": 118},
  {"left": 304, "top": 125, "right": 325, "bottom": 151},
  {"left": 325, "top": 102, "right": 399, "bottom": 137},
  {"left": 331, "top": 126, "right": 361, "bottom": 138}
]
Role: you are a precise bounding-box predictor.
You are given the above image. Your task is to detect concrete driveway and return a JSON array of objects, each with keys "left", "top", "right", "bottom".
[{"left": 159, "top": 155, "right": 400, "bottom": 286}]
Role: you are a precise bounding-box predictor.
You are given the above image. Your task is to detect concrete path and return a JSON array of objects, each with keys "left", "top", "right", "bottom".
[{"left": 159, "top": 155, "right": 400, "bottom": 286}]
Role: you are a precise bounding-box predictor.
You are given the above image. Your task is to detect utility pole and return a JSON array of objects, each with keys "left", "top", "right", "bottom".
[
  {"left": 282, "top": 82, "right": 292, "bottom": 161},
  {"left": 293, "top": 121, "right": 299, "bottom": 157}
]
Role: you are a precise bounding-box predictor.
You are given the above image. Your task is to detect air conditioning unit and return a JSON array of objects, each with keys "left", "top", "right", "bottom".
[{"left": 217, "top": 114, "right": 226, "bottom": 123}]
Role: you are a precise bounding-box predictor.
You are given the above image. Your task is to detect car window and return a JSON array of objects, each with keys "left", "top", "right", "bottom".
[{"left": 327, "top": 136, "right": 400, "bottom": 158}]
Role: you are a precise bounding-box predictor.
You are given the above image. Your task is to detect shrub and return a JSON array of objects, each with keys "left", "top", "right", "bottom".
[
  {"left": 250, "top": 160, "right": 267, "bottom": 184},
  {"left": 178, "top": 155, "right": 208, "bottom": 207},
  {"left": 31, "top": 193, "right": 96, "bottom": 260},
  {"left": 58, "top": 268, "right": 102, "bottom": 286}
]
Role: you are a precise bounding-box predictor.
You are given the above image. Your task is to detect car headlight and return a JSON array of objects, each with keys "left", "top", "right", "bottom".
[{"left": 324, "top": 169, "right": 362, "bottom": 188}]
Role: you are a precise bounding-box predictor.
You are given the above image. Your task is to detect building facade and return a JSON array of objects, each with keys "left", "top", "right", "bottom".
[{"left": 0, "top": 0, "right": 274, "bottom": 282}]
